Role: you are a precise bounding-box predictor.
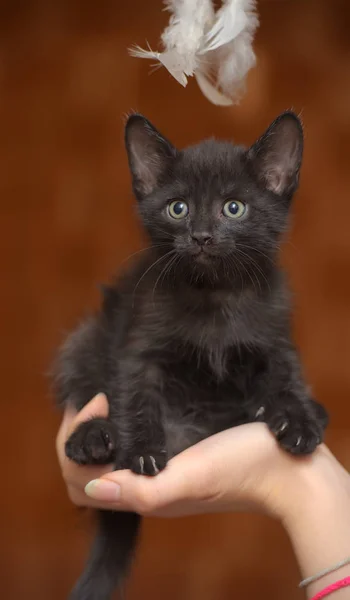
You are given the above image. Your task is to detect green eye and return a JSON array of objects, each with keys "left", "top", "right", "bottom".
[
  {"left": 168, "top": 200, "right": 189, "bottom": 220},
  {"left": 223, "top": 200, "right": 246, "bottom": 219}
]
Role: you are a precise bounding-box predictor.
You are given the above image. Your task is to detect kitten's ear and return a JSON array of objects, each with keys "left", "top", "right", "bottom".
[
  {"left": 248, "top": 112, "right": 303, "bottom": 196},
  {"left": 125, "top": 114, "right": 177, "bottom": 198}
]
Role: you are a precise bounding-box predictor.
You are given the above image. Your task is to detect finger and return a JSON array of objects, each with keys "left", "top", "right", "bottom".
[
  {"left": 56, "top": 405, "right": 78, "bottom": 459},
  {"left": 56, "top": 393, "right": 109, "bottom": 459},
  {"left": 66, "top": 483, "right": 118, "bottom": 509},
  {"left": 62, "top": 462, "right": 115, "bottom": 491},
  {"left": 82, "top": 425, "right": 273, "bottom": 516},
  {"left": 56, "top": 393, "right": 110, "bottom": 483},
  {"left": 84, "top": 442, "right": 221, "bottom": 516},
  {"left": 72, "top": 393, "right": 109, "bottom": 428}
]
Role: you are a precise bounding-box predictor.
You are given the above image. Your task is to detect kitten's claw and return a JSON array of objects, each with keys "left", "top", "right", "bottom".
[
  {"left": 255, "top": 406, "right": 265, "bottom": 420},
  {"left": 267, "top": 411, "right": 323, "bottom": 455},
  {"left": 130, "top": 452, "right": 167, "bottom": 476},
  {"left": 275, "top": 420, "right": 288, "bottom": 437},
  {"left": 251, "top": 398, "right": 327, "bottom": 456},
  {"left": 149, "top": 456, "right": 159, "bottom": 474}
]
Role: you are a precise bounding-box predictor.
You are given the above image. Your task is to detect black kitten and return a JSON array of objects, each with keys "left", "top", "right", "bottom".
[{"left": 53, "top": 111, "right": 328, "bottom": 600}]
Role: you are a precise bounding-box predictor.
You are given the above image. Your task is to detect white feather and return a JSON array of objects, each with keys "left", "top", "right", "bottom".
[
  {"left": 161, "top": 0, "right": 214, "bottom": 60},
  {"left": 129, "top": 45, "right": 161, "bottom": 61},
  {"left": 129, "top": 46, "right": 189, "bottom": 86},
  {"left": 216, "top": 2, "right": 258, "bottom": 98},
  {"left": 129, "top": 0, "right": 259, "bottom": 105},
  {"left": 195, "top": 69, "right": 233, "bottom": 106},
  {"left": 217, "top": 31, "right": 257, "bottom": 98},
  {"left": 202, "top": 0, "right": 249, "bottom": 52}
]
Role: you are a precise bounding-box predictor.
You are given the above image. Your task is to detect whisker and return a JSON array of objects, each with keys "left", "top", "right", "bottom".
[
  {"left": 118, "top": 244, "right": 170, "bottom": 269},
  {"left": 236, "top": 250, "right": 262, "bottom": 294},
  {"left": 236, "top": 243, "right": 275, "bottom": 265},
  {"left": 151, "top": 251, "right": 177, "bottom": 302},
  {"left": 243, "top": 253, "right": 271, "bottom": 292},
  {"left": 160, "top": 253, "right": 181, "bottom": 289},
  {"left": 232, "top": 250, "right": 259, "bottom": 294},
  {"left": 235, "top": 248, "right": 271, "bottom": 293},
  {"left": 164, "top": 253, "right": 182, "bottom": 286},
  {"left": 224, "top": 253, "right": 244, "bottom": 295},
  {"left": 132, "top": 250, "right": 175, "bottom": 307},
  {"left": 142, "top": 223, "right": 176, "bottom": 241}
]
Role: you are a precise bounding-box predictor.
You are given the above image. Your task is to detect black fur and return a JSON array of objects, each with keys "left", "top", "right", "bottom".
[{"left": 53, "top": 111, "right": 328, "bottom": 600}]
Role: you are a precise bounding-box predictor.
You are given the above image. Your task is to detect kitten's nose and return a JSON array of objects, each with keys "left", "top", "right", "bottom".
[{"left": 191, "top": 233, "right": 213, "bottom": 246}]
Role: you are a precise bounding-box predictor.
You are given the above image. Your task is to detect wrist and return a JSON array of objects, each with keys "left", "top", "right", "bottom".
[
  {"left": 268, "top": 444, "right": 350, "bottom": 597},
  {"left": 274, "top": 444, "right": 350, "bottom": 528}
]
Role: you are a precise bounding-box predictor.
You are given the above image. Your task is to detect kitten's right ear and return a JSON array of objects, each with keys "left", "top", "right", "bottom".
[{"left": 125, "top": 114, "right": 177, "bottom": 199}]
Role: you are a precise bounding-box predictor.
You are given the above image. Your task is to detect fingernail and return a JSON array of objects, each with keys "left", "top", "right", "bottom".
[{"left": 85, "top": 479, "right": 121, "bottom": 501}]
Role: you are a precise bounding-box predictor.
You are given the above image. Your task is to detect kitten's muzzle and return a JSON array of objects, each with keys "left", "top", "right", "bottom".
[{"left": 191, "top": 233, "right": 213, "bottom": 246}]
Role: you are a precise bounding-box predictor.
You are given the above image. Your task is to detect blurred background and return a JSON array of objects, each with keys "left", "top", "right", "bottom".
[{"left": 2, "top": 0, "right": 350, "bottom": 598}]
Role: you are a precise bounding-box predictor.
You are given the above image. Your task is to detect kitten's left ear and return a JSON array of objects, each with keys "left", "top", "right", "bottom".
[
  {"left": 248, "top": 111, "right": 303, "bottom": 196},
  {"left": 125, "top": 114, "right": 177, "bottom": 199}
]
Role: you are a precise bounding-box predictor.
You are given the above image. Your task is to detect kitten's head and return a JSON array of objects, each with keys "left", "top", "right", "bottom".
[{"left": 125, "top": 112, "right": 303, "bottom": 288}]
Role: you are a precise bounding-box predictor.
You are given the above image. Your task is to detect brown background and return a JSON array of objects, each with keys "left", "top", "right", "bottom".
[{"left": 2, "top": 1, "right": 350, "bottom": 599}]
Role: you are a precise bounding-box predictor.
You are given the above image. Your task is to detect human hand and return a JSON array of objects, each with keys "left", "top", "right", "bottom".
[
  {"left": 57, "top": 395, "right": 347, "bottom": 524},
  {"left": 57, "top": 396, "right": 283, "bottom": 514},
  {"left": 58, "top": 398, "right": 350, "bottom": 599},
  {"left": 56, "top": 393, "right": 114, "bottom": 507},
  {"left": 81, "top": 416, "right": 307, "bottom": 519}
]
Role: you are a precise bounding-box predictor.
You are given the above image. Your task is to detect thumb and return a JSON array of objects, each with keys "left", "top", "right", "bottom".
[
  {"left": 56, "top": 393, "right": 109, "bottom": 467},
  {"left": 74, "top": 392, "right": 109, "bottom": 427},
  {"left": 84, "top": 440, "right": 221, "bottom": 517}
]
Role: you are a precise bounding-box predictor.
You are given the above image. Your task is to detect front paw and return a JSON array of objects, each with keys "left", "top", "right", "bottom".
[
  {"left": 130, "top": 450, "right": 168, "bottom": 476},
  {"left": 254, "top": 402, "right": 326, "bottom": 455},
  {"left": 65, "top": 419, "right": 117, "bottom": 465}
]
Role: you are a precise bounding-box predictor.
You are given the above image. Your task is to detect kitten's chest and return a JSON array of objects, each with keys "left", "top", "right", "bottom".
[
  {"left": 164, "top": 305, "right": 262, "bottom": 382},
  {"left": 160, "top": 344, "right": 259, "bottom": 457},
  {"left": 158, "top": 289, "right": 268, "bottom": 355},
  {"left": 162, "top": 373, "right": 248, "bottom": 460}
]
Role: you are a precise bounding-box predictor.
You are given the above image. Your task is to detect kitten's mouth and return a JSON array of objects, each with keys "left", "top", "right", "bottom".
[{"left": 192, "top": 247, "right": 214, "bottom": 261}]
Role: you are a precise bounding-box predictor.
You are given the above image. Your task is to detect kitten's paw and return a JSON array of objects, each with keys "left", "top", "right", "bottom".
[
  {"left": 266, "top": 408, "right": 324, "bottom": 455},
  {"left": 253, "top": 399, "right": 327, "bottom": 455},
  {"left": 309, "top": 399, "right": 329, "bottom": 429},
  {"left": 65, "top": 419, "right": 117, "bottom": 465},
  {"left": 130, "top": 451, "right": 167, "bottom": 476}
]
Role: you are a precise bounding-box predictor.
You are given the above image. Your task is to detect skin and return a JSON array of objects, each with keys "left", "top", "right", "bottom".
[{"left": 57, "top": 393, "right": 350, "bottom": 599}]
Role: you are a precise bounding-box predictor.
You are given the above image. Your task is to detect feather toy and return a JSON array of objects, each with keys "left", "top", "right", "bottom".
[{"left": 129, "top": 0, "right": 259, "bottom": 106}]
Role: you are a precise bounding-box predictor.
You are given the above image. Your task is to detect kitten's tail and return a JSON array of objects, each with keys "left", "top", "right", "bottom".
[{"left": 69, "top": 510, "right": 141, "bottom": 600}]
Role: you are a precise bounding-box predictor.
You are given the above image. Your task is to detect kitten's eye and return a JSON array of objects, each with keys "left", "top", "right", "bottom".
[
  {"left": 223, "top": 200, "right": 246, "bottom": 219},
  {"left": 168, "top": 200, "right": 189, "bottom": 220}
]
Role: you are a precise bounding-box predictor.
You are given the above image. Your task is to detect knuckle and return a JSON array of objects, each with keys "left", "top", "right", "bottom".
[
  {"left": 132, "top": 486, "right": 160, "bottom": 515},
  {"left": 202, "top": 466, "right": 222, "bottom": 500}
]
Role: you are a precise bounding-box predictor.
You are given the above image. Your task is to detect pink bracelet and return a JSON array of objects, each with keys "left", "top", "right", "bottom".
[{"left": 310, "top": 576, "right": 350, "bottom": 600}]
